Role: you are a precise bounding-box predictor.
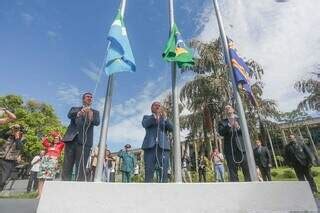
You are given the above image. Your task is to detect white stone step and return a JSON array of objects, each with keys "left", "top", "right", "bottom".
[{"left": 37, "top": 181, "right": 317, "bottom": 213}]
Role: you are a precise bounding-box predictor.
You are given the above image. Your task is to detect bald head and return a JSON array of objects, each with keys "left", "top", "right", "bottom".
[
  {"left": 151, "top": 101, "right": 161, "bottom": 114},
  {"left": 224, "top": 105, "right": 235, "bottom": 116}
]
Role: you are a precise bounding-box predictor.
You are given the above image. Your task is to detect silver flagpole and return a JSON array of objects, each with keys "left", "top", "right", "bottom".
[
  {"left": 94, "top": 0, "right": 127, "bottom": 182},
  {"left": 266, "top": 128, "right": 278, "bottom": 168},
  {"left": 169, "top": 0, "right": 182, "bottom": 182},
  {"left": 212, "top": 0, "right": 258, "bottom": 181}
]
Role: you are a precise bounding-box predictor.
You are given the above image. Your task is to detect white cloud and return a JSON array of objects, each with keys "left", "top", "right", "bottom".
[
  {"left": 94, "top": 72, "right": 195, "bottom": 149},
  {"left": 82, "top": 62, "right": 102, "bottom": 82},
  {"left": 56, "top": 84, "right": 82, "bottom": 106},
  {"left": 197, "top": 0, "right": 320, "bottom": 112}
]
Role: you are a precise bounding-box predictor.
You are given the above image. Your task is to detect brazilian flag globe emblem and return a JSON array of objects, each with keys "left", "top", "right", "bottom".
[{"left": 162, "top": 24, "right": 194, "bottom": 69}]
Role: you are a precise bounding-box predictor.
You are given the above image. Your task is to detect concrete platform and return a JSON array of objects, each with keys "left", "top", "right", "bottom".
[{"left": 37, "top": 181, "right": 317, "bottom": 213}]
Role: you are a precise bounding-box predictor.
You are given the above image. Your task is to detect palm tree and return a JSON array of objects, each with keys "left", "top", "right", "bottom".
[
  {"left": 295, "top": 70, "right": 320, "bottom": 111},
  {"left": 180, "top": 39, "right": 279, "bottom": 153}
]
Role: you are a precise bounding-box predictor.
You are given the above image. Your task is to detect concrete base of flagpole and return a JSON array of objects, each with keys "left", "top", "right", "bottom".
[{"left": 36, "top": 181, "right": 317, "bottom": 212}]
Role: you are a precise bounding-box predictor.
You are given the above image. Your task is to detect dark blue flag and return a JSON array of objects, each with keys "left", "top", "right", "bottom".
[{"left": 228, "top": 39, "right": 257, "bottom": 106}]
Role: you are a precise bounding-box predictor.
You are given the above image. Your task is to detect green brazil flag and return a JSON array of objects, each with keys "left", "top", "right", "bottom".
[{"left": 162, "top": 24, "right": 194, "bottom": 69}]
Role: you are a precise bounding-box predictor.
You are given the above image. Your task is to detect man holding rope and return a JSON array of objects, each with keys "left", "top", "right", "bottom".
[
  {"left": 142, "top": 101, "right": 173, "bottom": 183},
  {"left": 62, "top": 92, "right": 100, "bottom": 181},
  {"left": 218, "top": 105, "right": 250, "bottom": 182}
]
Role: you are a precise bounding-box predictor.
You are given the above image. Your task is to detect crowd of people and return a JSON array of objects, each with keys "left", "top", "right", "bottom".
[{"left": 0, "top": 93, "right": 319, "bottom": 197}]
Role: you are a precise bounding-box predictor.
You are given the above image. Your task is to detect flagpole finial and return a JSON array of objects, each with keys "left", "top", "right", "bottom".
[
  {"left": 120, "top": 0, "right": 127, "bottom": 17},
  {"left": 169, "top": 0, "right": 175, "bottom": 29}
]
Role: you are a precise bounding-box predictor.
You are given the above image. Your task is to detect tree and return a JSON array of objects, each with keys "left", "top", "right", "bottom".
[
  {"left": 0, "top": 95, "right": 66, "bottom": 161},
  {"left": 295, "top": 70, "right": 320, "bottom": 111},
  {"left": 180, "top": 39, "right": 279, "bottom": 153}
]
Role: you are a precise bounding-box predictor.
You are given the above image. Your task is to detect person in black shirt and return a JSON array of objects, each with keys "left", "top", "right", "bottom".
[
  {"left": 284, "top": 134, "right": 318, "bottom": 193},
  {"left": 218, "top": 105, "right": 250, "bottom": 182},
  {"left": 198, "top": 154, "right": 207, "bottom": 182},
  {"left": 253, "top": 140, "right": 272, "bottom": 181}
]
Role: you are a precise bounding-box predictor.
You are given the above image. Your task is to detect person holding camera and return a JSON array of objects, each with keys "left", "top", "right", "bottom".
[
  {"left": 0, "top": 124, "right": 25, "bottom": 191},
  {"left": 0, "top": 108, "right": 16, "bottom": 125},
  {"left": 142, "top": 101, "right": 173, "bottom": 183},
  {"left": 211, "top": 148, "right": 225, "bottom": 182},
  {"left": 37, "top": 131, "right": 64, "bottom": 198},
  {"left": 198, "top": 154, "right": 208, "bottom": 182},
  {"left": 61, "top": 92, "right": 100, "bottom": 181}
]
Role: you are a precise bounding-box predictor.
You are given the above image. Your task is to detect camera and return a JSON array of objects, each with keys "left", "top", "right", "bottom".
[{"left": 0, "top": 107, "right": 6, "bottom": 118}]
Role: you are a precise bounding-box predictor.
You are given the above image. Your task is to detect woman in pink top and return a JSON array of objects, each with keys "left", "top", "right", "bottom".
[{"left": 37, "top": 131, "right": 64, "bottom": 198}]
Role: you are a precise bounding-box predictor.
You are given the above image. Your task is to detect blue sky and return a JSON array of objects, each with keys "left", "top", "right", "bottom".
[
  {"left": 1, "top": 0, "right": 320, "bottom": 151},
  {"left": 0, "top": 0, "right": 202, "bottom": 151}
]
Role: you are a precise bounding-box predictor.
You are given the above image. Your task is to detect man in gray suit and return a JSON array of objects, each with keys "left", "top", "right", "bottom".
[
  {"left": 142, "top": 101, "right": 173, "bottom": 183},
  {"left": 62, "top": 92, "right": 100, "bottom": 181}
]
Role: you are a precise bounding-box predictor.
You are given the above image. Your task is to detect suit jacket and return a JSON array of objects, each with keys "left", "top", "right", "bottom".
[
  {"left": 218, "top": 118, "right": 246, "bottom": 154},
  {"left": 254, "top": 146, "right": 271, "bottom": 168},
  {"left": 141, "top": 115, "right": 173, "bottom": 151},
  {"left": 63, "top": 107, "right": 100, "bottom": 147},
  {"left": 284, "top": 141, "right": 314, "bottom": 167}
]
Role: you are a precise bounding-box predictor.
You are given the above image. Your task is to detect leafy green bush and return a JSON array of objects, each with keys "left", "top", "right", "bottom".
[
  {"left": 132, "top": 174, "right": 144, "bottom": 182},
  {"left": 271, "top": 170, "right": 278, "bottom": 177},
  {"left": 0, "top": 95, "right": 66, "bottom": 162},
  {"left": 282, "top": 169, "right": 296, "bottom": 179},
  {"left": 311, "top": 170, "right": 320, "bottom": 177}
]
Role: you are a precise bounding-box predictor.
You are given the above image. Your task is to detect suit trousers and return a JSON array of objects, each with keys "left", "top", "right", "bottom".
[
  {"left": 225, "top": 152, "right": 250, "bottom": 182},
  {"left": 62, "top": 139, "right": 91, "bottom": 182},
  {"left": 259, "top": 166, "right": 271, "bottom": 181},
  {"left": 121, "top": 171, "right": 131, "bottom": 183},
  {"left": 144, "top": 145, "right": 170, "bottom": 183},
  {"left": 0, "top": 159, "right": 16, "bottom": 190},
  {"left": 293, "top": 165, "right": 318, "bottom": 193}
]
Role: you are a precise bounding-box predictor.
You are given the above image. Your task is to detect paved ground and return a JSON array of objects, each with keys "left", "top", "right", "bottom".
[
  {"left": 1, "top": 179, "right": 29, "bottom": 194},
  {"left": 0, "top": 199, "right": 39, "bottom": 213}
]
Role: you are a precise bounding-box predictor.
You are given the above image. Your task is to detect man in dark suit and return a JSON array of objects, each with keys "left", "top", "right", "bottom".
[
  {"left": 62, "top": 92, "right": 100, "bottom": 181},
  {"left": 142, "top": 101, "right": 173, "bottom": 183},
  {"left": 284, "top": 134, "right": 318, "bottom": 193},
  {"left": 218, "top": 105, "right": 250, "bottom": 182},
  {"left": 254, "top": 140, "right": 272, "bottom": 181}
]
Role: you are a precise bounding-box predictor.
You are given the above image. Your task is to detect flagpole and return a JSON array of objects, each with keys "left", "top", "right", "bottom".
[
  {"left": 94, "top": 0, "right": 127, "bottom": 182},
  {"left": 169, "top": 0, "right": 182, "bottom": 182},
  {"left": 266, "top": 128, "right": 278, "bottom": 168},
  {"left": 212, "top": 0, "right": 257, "bottom": 181}
]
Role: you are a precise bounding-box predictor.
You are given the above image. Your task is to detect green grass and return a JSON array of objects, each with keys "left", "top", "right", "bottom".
[
  {"left": 2, "top": 167, "right": 320, "bottom": 198},
  {"left": 0, "top": 191, "right": 37, "bottom": 199}
]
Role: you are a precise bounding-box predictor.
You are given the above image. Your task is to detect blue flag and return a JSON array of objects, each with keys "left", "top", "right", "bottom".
[
  {"left": 105, "top": 11, "right": 136, "bottom": 75},
  {"left": 228, "top": 39, "right": 257, "bottom": 106}
]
